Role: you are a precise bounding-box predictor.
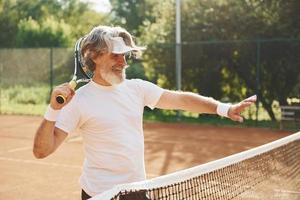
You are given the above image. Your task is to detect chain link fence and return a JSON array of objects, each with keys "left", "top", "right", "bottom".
[
  {"left": 144, "top": 39, "right": 300, "bottom": 122},
  {"left": 0, "top": 39, "right": 299, "bottom": 124},
  {"left": 0, "top": 48, "right": 73, "bottom": 115}
]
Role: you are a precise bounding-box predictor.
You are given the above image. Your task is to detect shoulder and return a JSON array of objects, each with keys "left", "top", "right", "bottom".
[
  {"left": 124, "top": 79, "right": 149, "bottom": 92},
  {"left": 125, "top": 78, "right": 156, "bottom": 88},
  {"left": 125, "top": 78, "right": 144, "bottom": 85},
  {"left": 124, "top": 78, "right": 164, "bottom": 96},
  {"left": 76, "top": 83, "right": 91, "bottom": 93},
  {"left": 60, "top": 83, "right": 92, "bottom": 114},
  {"left": 71, "top": 83, "right": 91, "bottom": 102}
]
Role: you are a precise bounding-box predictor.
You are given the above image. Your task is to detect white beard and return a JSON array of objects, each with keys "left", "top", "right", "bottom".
[{"left": 100, "top": 68, "right": 126, "bottom": 86}]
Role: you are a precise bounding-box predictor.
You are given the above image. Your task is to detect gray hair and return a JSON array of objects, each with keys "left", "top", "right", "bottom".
[{"left": 81, "top": 25, "right": 142, "bottom": 71}]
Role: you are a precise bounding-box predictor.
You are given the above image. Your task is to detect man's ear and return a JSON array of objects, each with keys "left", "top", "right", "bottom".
[
  {"left": 91, "top": 57, "right": 97, "bottom": 64},
  {"left": 92, "top": 52, "right": 105, "bottom": 64},
  {"left": 91, "top": 53, "right": 99, "bottom": 64}
]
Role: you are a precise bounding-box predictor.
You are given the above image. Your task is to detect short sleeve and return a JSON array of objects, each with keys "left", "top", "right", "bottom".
[
  {"left": 55, "top": 98, "right": 81, "bottom": 135},
  {"left": 135, "top": 79, "right": 164, "bottom": 109}
]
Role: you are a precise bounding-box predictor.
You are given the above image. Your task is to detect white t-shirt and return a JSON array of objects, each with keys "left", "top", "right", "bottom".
[{"left": 55, "top": 79, "right": 164, "bottom": 196}]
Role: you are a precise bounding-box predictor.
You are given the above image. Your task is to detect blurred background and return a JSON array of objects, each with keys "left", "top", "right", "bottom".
[{"left": 0, "top": 0, "right": 299, "bottom": 129}]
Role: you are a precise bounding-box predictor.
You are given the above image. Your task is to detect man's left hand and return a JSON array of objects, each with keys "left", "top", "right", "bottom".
[{"left": 228, "top": 95, "right": 257, "bottom": 122}]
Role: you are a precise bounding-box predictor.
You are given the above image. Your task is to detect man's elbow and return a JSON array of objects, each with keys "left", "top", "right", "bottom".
[{"left": 33, "top": 148, "right": 51, "bottom": 159}]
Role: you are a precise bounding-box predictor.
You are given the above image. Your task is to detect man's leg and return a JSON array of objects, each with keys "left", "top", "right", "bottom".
[
  {"left": 119, "top": 190, "right": 151, "bottom": 200},
  {"left": 81, "top": 189, "right": 92, "bottom": 200}
]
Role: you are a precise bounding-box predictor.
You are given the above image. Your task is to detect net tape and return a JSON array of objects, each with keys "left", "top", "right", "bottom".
[{"left": 91, "top": 132, "right": 300, "bottom": 200}]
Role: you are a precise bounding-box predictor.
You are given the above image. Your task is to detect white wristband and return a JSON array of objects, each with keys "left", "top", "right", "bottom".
[
  {"left": 44, "top": 105, "right": 61, "bottom": 121},
  {"left": 216, "top": 103, "right": 231, "bottom": 117}
]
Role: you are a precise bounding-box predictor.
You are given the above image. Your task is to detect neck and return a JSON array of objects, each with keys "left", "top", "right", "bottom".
[{"left": 92, "top": 73, "right": 112, "bottom": 86}]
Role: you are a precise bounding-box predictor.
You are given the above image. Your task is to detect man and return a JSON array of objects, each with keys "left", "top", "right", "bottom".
[{"left": 33, "top": 25, "right": 256, "bottom": 200}]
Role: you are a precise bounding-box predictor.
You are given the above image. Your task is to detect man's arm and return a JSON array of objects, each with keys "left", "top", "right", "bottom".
[
  {"left": 156, "top": 90, "right": 256, "bottom": 122},
  {"left": 33, "top": 121, "right": 68, "bottom": 158},
  {"left": 33, "top": 83, "right": 74, "bottom": 158}
]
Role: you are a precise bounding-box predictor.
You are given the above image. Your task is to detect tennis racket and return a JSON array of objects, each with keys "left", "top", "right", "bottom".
[{"left": 56, "top": 37, "right": 94, "bottom": 104}]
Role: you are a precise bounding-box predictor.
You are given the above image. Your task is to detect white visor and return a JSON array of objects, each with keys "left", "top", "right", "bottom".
[{"left": 110, "top": 37, "right": 145, "bottom": 54}]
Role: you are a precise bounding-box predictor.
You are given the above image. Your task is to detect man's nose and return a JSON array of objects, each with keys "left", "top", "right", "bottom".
[{"left": 118, "top": 55, "right": 127, "bottom": 66}]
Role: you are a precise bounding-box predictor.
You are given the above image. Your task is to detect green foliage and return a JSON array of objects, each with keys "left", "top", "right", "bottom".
[
  {"left": 143, "top": 109, "right": 281, "bottom": 130},
  {"left": 0, "top": 0, "right": 111, "bottom": 47},
  {"left": 0, "top": 85, "right": 49, "bottom": 115},
  {"left": 126, "top": 60, "right": 147, "bottom": 80},
  {"left": 16, "top": 16, "right": 72, "bottom": 47},
  {"left": 60, "top": 0, "right": 110, "bottom": 39},
  {"left": 110, "top": 0, "right": 158, "bottom": 36},
  {"left": 135, "top": 0, "right": 300, "bottom": 120},
  {"left": 3, "top": 85, "right": 49, "bottom": 105},
  {"left": 0, "top": 0, "right": 19, "bottom": 47}
]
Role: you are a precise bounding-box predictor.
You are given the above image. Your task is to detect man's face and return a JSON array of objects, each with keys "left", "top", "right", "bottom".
[{"left": 94, "top": 52, "right": 128, "bottom": 86}]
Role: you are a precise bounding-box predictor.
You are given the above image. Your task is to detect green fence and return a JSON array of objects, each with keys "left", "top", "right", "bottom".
[
  {"left": 0, "top": 48, "right": 73, "bottom": 115},
  {"left": 0, "top": 39, "right": 299, "bottom": 123},
  {"left": 144, "top": 39, "right": 300, "bottom": 122}
]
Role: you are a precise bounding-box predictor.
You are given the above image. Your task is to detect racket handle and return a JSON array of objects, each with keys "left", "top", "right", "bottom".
[{"left": 55, "top": 80, "right": 77, "bottom": 104}]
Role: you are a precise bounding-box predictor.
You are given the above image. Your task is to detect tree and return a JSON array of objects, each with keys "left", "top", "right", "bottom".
[
  {"left": 135, "top": 0, "right": 300, "bottom": 120},
  {"left": 219, "top": 0, "right": 300, "bottom": 120},
  {"left": 0, "top": 0, "right": 19, "bottom": 47},
  {"left": 110, "top": 0, "right": 158, "bottom": 36},
  {"left": 16, "top": 16, "right": 72, "bottom": 47},
  {"left": 0, "top": 0, "right": 111, "bottom": 47}
]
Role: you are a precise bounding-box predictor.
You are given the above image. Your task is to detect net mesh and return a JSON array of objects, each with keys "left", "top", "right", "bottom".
[{"left": 91, "top": 132, "right": 300, "bottom": 200}]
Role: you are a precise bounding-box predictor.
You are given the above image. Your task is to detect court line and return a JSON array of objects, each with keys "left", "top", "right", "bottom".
[
  {"left": 66, "top": 136, "right": 82, "bottom": 143},
  {"left": 274, "top": 189, "right": 300, "bottom": 194},
  {"left": 7, "top": 146, "right": 32, "bottom": 153},
  {"left": 0, "top": 155, "right": 158, "bottom": 177},
  {"left": 0, "top": 134, "right": 31, "bottom": 140},
  {"left": 0, "top": 156, "right": 82, "bottom": 169}
]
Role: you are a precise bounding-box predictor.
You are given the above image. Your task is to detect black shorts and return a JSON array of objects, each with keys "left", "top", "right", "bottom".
[
  {"left": 81, "top": 189, "right": 150, "bottom": 200},
  {"left": 81, "top": 189, "right": 91, "bottom": 200}
]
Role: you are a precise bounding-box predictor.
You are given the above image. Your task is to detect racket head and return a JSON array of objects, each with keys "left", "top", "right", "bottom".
[
  {"left": 74, "top": 37, "right": 94, "bottom": 82},
  {"left": 55, "top": 37, "right": 93, "bottom": 104}
]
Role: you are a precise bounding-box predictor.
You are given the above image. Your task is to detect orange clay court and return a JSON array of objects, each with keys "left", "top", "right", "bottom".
[{"left": 0, "top": 115, "right": 293, "bottom": 200}]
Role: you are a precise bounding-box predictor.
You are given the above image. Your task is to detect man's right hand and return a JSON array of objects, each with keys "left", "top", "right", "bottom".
[{"left": 50, "top": 83, "right": 75, "bottom": 110}]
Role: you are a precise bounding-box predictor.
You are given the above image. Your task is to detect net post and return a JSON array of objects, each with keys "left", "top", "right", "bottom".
[
  {"left": 49, "top": 47, "right": 54, "bottom": 102},
  {"left": 176, "top": 0, "right": 182, "bottom": 121},
  {"left": 255, "top": 39, "right": 261, "bottom": 124},
  {"left": 0, "top": 63, "right": 2, "bottom": 114}
]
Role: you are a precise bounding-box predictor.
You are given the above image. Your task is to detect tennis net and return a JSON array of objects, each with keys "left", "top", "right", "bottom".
[{"left": 91, "top": 132, "right": 300, "bottom": 200}]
